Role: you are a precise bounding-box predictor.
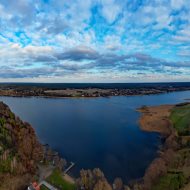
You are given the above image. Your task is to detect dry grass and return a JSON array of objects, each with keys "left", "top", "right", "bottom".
[{"left": 138, "top": 105, "right": 174, "bottom": 134}]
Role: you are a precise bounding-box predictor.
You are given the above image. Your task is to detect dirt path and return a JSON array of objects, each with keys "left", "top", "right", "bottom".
[{"left": 38, "top": 164, "right": 55, "bottom": 181}]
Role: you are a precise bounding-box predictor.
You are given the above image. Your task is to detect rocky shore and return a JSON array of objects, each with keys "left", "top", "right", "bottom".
[{"left": 0, "top": 84, "right": 190, "bottom": 98}]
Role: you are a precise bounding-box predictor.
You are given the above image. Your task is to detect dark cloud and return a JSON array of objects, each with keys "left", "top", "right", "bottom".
[
  {"left": 1, "top": 45, "right": 189, "bottom": 79},
  {"left": 29, "top": 47, "right": 190, "bottom": 74},
  {"left": 55, "top": 47, "right": 100, "bottom": 61},
  {"left": 33, "top": 55, "right": 57, "bottom": 63}
]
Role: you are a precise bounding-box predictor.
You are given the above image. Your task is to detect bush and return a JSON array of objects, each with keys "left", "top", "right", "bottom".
[
  {"left": 152, "top": 173, "right": 186, "bottom": 190},
  {"left": 0, "top": 117, "right": 6, "bottom": 127},
  {"left": 0, "top": 157, "right": 11, "bottom": 173}
]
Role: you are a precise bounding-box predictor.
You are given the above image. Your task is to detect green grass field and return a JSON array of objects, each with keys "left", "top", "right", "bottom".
[
  {"left": 46, "top": 169, "right": 76, "bottom": 190},
  {"left": 170, "top": 104, "right": 190, "bottom": 135}
]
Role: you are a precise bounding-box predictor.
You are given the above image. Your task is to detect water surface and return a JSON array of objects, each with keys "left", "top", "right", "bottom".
[{"left": 1, "top": 90, "right": 190, "bottom": 183}]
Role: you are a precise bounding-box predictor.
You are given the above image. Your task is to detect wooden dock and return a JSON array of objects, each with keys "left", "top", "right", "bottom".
[{"left": 64, "top": 162, "right": 75, "bottom": 174}]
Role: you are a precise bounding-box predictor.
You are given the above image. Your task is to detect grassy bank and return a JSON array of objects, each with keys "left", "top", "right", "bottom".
[
  {"left": 170, "top": 103, "right": 190, "bottom": 136},
  {"left": 46, "top": 169, "right": 76, "bottom": 190},
  {"left": 152, "top": 103, "right": 190, "bottom": 190}
]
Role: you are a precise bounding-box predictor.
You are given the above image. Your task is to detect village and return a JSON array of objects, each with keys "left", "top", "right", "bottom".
[{"left": 1, "top": 84, "right": 190, "bottom": 98}]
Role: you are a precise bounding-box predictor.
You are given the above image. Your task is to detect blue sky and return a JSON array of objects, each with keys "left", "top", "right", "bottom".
[{"left": 0, "top": 0, "right": 190, "bottom": 82}]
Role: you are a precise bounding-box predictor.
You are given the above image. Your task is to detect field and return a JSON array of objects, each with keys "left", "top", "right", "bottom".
[{"left": 170, "top": 104, "right": 190, "bottom": 135}]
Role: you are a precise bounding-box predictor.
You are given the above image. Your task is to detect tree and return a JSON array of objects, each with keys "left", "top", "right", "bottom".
[{"left": 113, "top": 178, "right": 123, "bottom": 190}]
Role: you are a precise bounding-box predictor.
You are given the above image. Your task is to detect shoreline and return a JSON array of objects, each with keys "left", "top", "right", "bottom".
[
  {"left": 137, "top": 104, "right": 174, "bottom": 135},
  {"left": 0, "top": 89, "right": 190, "bottom": 99},
  {"left": 137, "top": 102, "right": 190, "bottom": 189},
  {"left": 1, "top": 96, "right": 190, "bottom": 189},
  {"left": 1, "top": 84, "right": 190, "bottom": 98}
]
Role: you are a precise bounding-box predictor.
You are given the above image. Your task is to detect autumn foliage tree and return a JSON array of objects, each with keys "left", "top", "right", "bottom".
[{"left": 77, "top": 168, "right": 112, "bottom": 190}]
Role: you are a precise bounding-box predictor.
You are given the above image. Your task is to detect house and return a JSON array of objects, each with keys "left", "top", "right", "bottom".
[{"left": 27, "top": 182, "right": 40, "bottom": 190}]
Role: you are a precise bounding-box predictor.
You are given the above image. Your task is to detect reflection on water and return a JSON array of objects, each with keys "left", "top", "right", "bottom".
[{"left": 0, "top": 90, "right": 190, "bottom": 183}]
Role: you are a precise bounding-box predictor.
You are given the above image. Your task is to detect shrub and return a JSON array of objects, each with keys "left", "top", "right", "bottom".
[{"left": 0, "top": 117, "right": 6, "bottom": 127}]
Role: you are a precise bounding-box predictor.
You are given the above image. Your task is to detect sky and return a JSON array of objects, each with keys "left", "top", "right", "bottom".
[{"left": 0, "top": 0, "right": 190, "bottom": 83}]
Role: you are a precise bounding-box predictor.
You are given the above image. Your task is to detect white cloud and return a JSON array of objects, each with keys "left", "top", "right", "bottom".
[
  {"left": 154, "top": 6, "right": 173, "bottom": 30},
  {"left": 170, "top": 0, "right": 188, "bottom": 10},
  {"left": 0, "top": 0, "right": 190, "bottom": 82},
  {"left": 103, "top": 35, "right": 122, "bottom": 51},
  {"left": 178, "top": 50, "right": 190, "bottom": 57},
  {"left": 0, "top": 4, "right": 12, "bottom": 19},
  {"left": 100, "top": 0, "right": 121, "bottom": 23},
  {"left": 172, "top": 24, "right": 190, "bottom": 43}
]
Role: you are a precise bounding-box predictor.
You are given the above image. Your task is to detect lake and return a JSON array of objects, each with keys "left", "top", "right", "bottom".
[{"left": 0, "top": 90, "right": 190, "bottom": 183}]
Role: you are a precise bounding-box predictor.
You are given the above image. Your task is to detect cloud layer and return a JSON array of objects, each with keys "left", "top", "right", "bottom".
[{"left": 0, "top": 0, "right": 190, "bottom": 82}]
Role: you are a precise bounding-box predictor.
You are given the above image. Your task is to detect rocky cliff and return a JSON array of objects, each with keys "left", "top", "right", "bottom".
[{"left": 0, "top": 102, "right": 43, "bottom": 189}]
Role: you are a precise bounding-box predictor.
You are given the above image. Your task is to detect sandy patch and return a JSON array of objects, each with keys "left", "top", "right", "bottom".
[{"left": 63, "top": 174, "right": 75, "bottom": 184}]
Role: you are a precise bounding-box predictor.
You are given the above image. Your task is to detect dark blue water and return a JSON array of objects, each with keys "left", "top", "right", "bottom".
[{"left": 0, "top": 90, "right": 190, "bottom": 183}]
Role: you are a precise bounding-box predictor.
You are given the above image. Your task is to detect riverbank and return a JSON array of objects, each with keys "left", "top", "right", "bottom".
[
  {"left": 1, "top": 93, "right": 189, "bottom": 189},
  {"left": 0, "top": 101, "right": 76, "bottom": 190},
  {"left": 0, "top": 102, "right": 43, "bottom": 189},
  {"left": 138, "top": 104, "right": 174, "bottom": 135},
  {"left": 1, "top": 83, "right": 190, "bottom": 98},
  {"left": 137, "top": 103, "right": 190, "bottom": 190}
]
